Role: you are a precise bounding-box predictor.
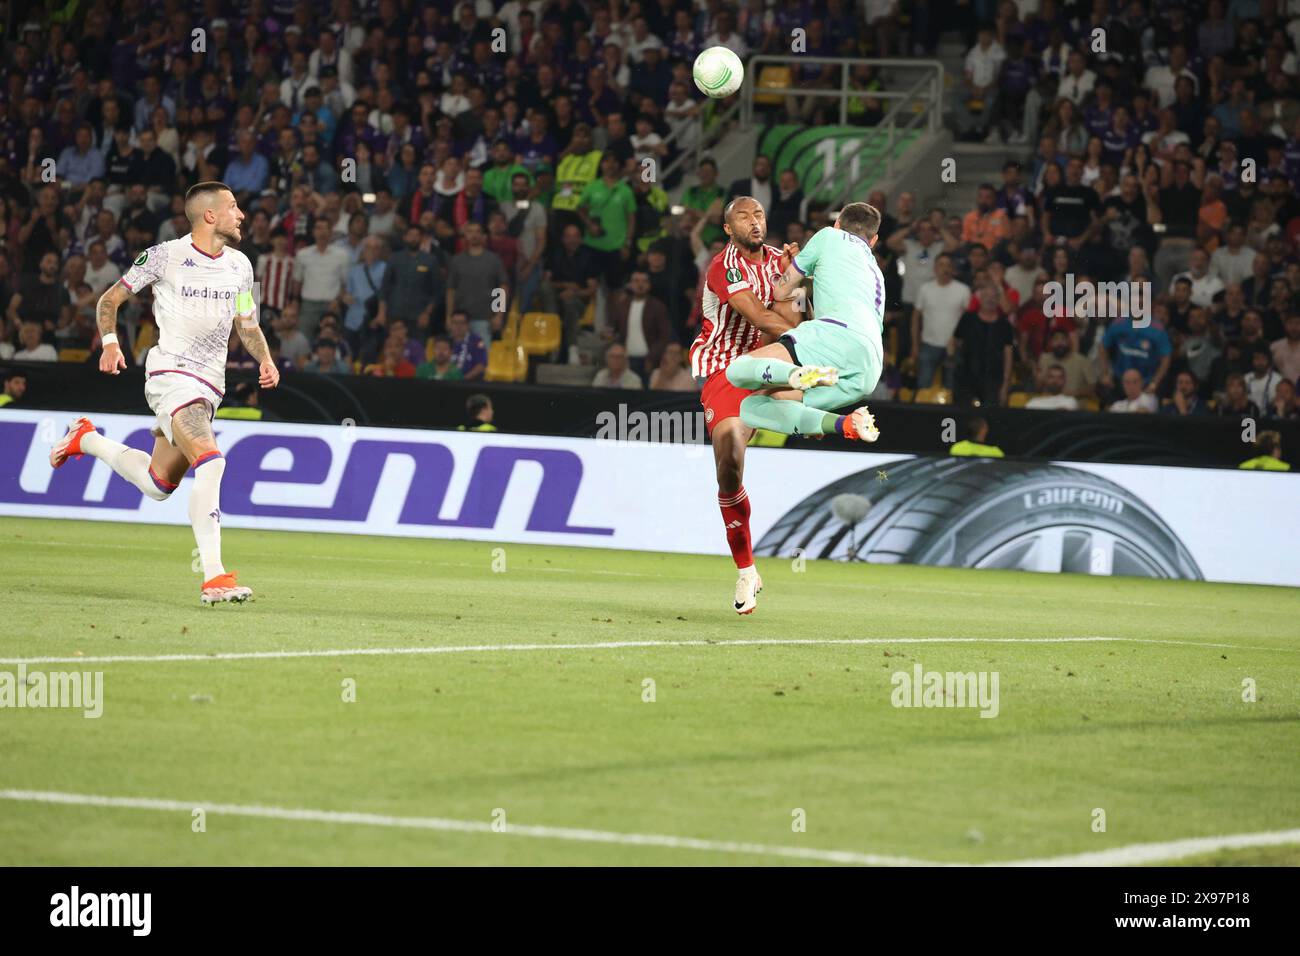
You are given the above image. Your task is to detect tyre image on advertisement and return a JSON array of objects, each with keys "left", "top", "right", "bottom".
[{"left": 755, "top": 457, "right": 1204, "bottom": 580}]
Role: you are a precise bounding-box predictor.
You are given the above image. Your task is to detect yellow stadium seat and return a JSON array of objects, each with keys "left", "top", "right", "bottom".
[
  {"left": 57, "top": 348, "right": 90, "bottom": 363},
  {"left": 1079, "top": 397, "right": 1100, "bottom": 412},
  {"left": 519, "top": 311, "right": 562, "bottom": 356},
  {"left": 1008, "top": 392, "right": 1030, "bottom": 408},
  {"left": 485, "top": 341, "right": 528, "bottom": 381},
  {"left": 502, "top": 308, "right": 522, "bottom": 344},
  {"left": 897, "top": 387, "right": 914, "bottom": 403},
  {"left": 754, "top": 66, "right": 793, "bottom": 106},
  {"left": 579, "top": 298, "right": 595, "bottom": 329},
  {"left": 133, "top": 323, "right": 157, "bottom": 361},
  {"left": 914, "top": 387, "right": 952, "bottom": 405}
]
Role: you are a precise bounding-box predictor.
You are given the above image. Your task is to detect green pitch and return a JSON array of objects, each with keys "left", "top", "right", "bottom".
[{"left": 1, "top": 515, "right": 1297, "bottom": 866}]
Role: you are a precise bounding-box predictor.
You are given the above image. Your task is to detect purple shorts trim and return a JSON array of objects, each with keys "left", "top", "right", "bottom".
[{"left": 149, "top": 368, "right": 225, "bottom": 399}]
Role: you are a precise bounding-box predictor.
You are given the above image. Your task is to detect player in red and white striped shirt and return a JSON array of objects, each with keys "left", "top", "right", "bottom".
[
  {"left": 689, "top": 196, "right": 802, "bottom": 615},
  {"left": 255, "top": 229, "right": 295, "bottom": 313}
]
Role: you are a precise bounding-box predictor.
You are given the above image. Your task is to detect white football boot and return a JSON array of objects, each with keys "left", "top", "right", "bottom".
[{"left": 733, "top": 571, "right": 763, "bottom": 615}]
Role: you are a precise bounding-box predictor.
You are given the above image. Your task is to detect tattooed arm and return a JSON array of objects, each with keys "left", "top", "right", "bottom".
[
  {"left": 96, "top": 282, "right": 132, "bottom": 375},
  {"left": 235, "top": 312, "right": 281, "bottom": 389}
]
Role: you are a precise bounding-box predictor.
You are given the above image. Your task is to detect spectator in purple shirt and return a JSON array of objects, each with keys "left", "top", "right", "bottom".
[
  {"left": 332, "top": 101, "right": 378, "bottom": 159},
  {"left": 1083, "top": 84, "right": 1114, "bottom": 139},
  {"left": 515, "top": 116, "right": 558, "bottom": 174},
  {"left": 990, "top": 36, "right": 1039, "bottom": 145},
  {"left": 446, "top": 309, "right": 487, "bottom": 381},
  {"left": 667, "top": 10, "right": 700, "bottom": 63},
  {"left": 1101, "top": 108, "right": 1138, "bottom": 167}
]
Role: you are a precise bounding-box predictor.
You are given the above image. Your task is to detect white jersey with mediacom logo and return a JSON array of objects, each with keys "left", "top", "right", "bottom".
[{"left": 121, "top": 236, "right": 254, "bottom": 396}]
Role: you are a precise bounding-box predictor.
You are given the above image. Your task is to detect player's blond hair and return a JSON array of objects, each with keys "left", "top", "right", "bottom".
[{"left": 184, "top": 181, "right": 234, "bottom": 224}]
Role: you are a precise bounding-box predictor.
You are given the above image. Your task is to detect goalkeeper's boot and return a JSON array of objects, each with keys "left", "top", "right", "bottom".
[
  {"left": 787, "top": 365, "right": 839, "bottom": 391},
  {"left": 841, "top": 406, "right": 881, "bottom": 443}
]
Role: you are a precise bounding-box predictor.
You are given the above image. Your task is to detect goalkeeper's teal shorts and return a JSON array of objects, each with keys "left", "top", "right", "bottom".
[{"left": 779, "top": 318, "right": 883, "bottom": 411}]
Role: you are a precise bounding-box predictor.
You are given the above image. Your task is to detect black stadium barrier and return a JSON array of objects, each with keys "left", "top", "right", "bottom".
[{"left": 2, "top": 360, "right": 1297, "bottom": 471}]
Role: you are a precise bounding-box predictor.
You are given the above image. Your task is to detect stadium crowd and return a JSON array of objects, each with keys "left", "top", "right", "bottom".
[
  {"left": 895, "top": 0, "right": 1300, "bottom": 417},
  {"left": 0, "top": 0, "right": 1296, "bottom": 424}
]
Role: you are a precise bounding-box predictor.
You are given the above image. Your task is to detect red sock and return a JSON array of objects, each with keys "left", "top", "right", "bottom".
[{"left": 718, "top": 486, "right": 753, "bottom": 570}]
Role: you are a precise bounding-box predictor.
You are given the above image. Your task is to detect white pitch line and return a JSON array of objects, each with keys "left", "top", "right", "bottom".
[
  {"left": 0, "top": 635, "right": 1283, "bottom": 666},
  {"left": 2, "top": 789, "right": 1297, "bottom": 867},
  {"left": 992, "top": 829, "right": 1300, "bottom": 867},
  {"left": 0, "top": 789, "right": 930, "bottom": 867}
]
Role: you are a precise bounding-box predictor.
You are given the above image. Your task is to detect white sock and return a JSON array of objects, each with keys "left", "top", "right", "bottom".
[
  {"left": 189, "top": 455, "right": 226, "bottom": 581},
  {"left": 79, "top": 431, "right": 173, "bottom": 502},
  {"left": 737, "top": 564, "right": 758, "bottom": 577}
]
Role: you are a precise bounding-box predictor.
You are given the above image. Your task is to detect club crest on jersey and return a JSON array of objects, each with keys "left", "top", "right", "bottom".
[{"left": 133, "top": 251, "right": 148, "bottom": 266}]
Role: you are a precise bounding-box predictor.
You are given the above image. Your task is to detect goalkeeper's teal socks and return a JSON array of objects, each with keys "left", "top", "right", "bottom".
[
  {"left": 726, "top": 355, "right": 799, "bottom": 390},
  {"left": 739, "top": 394, "right": 841, "bottom": 436}
]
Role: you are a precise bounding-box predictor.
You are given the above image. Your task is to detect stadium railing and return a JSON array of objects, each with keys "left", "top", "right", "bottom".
[
  {"left": 738, "top": 57, "right": 945, "bottom": 205},
  {"left": 658, "top": 98, "right": 743, "bottom": 190},
  {"left": 740, "top": 57, "right": 944, "bottom": 132},
  {"left": 660, "top": 58, "right": 945, "bottom": 197}
]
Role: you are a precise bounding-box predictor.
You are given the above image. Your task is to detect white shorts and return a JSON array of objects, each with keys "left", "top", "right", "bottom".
[{"left": 143, "top": 348, "right": 224, "bottom": 444}]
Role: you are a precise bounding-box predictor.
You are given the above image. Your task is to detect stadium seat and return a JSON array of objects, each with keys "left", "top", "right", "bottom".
[
  {"left": 500, "top": 309, "right": 522, "bottom": 345},
  {"left": 485, "top": 341, "right": 528, "bottom": 382},
  {"left": 519, "top": 311, "right": 562, "bottom": 356},
  {"left": 914, "top": 387, "right": 952, "bottom": 405},
  {"left": 1079, "top": 397, "right": 1100, "bottom": 412},
  {"left": 754, "top": 66, "right": 792, "bottom": 106},
  {"left": 1008, "top": 392, "right": 1030, "bottom": 408},
  {"left": 897, "top": 387, "right": 914, "bottom": 403},
  {"left": 579, "top": 298, "right": 595, "bottom": 329},
  {"left": 535, "top": 362, "right": 595, "bottom": 387},
  {"left": 57, "top": 348, "right": 89, "bottom": 363},
  {"left": 132, "top": 323, "right": 157, "bottom": 361}
]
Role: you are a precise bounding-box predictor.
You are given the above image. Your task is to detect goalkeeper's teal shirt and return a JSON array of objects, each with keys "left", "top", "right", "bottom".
[{"left": 792, "top": 225, "right": 887, "bottom": 346}]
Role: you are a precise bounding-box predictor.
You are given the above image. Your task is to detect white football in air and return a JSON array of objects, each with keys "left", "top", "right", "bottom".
[{"left": 693, "top": 46, "right": 745, "bottom": 99}]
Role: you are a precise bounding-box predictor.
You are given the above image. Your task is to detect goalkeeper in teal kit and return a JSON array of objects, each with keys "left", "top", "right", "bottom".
[{"left": 724, "top": 201, "right": 886, "bottom": 443}]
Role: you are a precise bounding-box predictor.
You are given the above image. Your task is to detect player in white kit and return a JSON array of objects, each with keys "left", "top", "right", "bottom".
[{"left": 48, "top": 182, "right": 280, "bottom": 604}]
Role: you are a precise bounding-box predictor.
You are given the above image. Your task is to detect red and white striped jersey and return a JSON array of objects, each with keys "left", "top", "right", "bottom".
[
  {"left": 256, "top": 254, "right": 295, "bottom": 311},
  {"left": 691, "top": 242, "right": 784, "bottom": 378}
]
